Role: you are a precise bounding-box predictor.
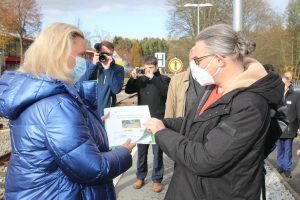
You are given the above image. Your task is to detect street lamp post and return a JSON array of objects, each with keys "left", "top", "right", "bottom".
[
  {"left": 233, "top": 0, "right": 243, "bottom": 31},
  {"left": 184, "top": 3, "right": 213, "bottom": 35}
]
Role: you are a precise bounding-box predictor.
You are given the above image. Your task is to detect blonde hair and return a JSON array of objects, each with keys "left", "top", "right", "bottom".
[{"left": 19, "top": 23, "right": 84, "bottom": 83}]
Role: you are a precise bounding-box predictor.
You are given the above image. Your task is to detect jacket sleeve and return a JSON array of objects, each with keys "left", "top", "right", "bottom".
[
  {"left": 151, "top": 75, "right": 170, "bottom": 97},
  {"left": 103, "top": 65, "right": 124, "bottom": 94},
  {"left": 164, "top": 78, "right": 176, "bottom": 118},
  {"left": 45, "top": 99, "right": 132, "bottom": 184},
  {"left": 295, "top": 92, "right": 300, "bottom": 130},
  {"left": 155, "top": 94, "right": 269, "bottom": 176},
  {"left": 125, "top": 77, "right": 138, "bottom": 94},
  {"left": 162, "top": 118, "right": 184, "bottom": 132}
]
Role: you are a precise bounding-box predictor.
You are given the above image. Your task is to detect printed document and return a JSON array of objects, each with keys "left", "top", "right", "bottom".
[{"left": 104, "top": 105, "right": 155, "bottom": 147}]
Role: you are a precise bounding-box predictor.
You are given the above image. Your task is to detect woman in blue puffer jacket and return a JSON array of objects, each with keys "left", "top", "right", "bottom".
[{"left": 0, "top": 23, "right": 134, "bottom": 200}]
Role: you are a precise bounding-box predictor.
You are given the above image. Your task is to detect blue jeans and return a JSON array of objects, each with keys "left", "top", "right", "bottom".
[
  {"left": 276, "top": 138, "right": 293, "bottom": 171},
  {"left": 136, "top": 144, "right": 164, "bottom": 183}
]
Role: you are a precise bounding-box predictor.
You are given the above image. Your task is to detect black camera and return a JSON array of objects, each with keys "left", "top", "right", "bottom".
[
  {"left": 136, "top": 67, "right": 145, "bottom": 75},
  {"left": 99, "top": 52, "right": 110, "bottom": 63}
]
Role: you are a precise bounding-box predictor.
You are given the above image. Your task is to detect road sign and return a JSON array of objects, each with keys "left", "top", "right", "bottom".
[
  {"left": 155, "top": 52, "right": 166, "bottom": 68},
  {"left": 168, "top": 57, "right": 184, "bottom": 73}
]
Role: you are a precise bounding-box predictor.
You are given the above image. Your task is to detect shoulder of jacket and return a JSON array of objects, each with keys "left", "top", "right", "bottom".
[
  {"left": 233, "top": 91, "right": 268, "bottom": 109},
  {"left": 111, "top": 63, "right": 124, "bottom": 71},
  {"left": 160, "top": 74, "right": 170, "bottom": 80},
  {"left": 37, "top": 93, "right": 77, "bottom": 112},
  {"left": 171, "top": 71, "right": 189, "bottom": 82}
]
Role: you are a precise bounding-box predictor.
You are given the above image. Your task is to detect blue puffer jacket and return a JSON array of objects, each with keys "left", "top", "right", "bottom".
[{"left": 0, "top": 71, "right": 132, "bottom": 200}]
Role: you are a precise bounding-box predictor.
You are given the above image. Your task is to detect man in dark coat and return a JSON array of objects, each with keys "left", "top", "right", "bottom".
[
  {"left": 276, "top": 71, "right": 300, "bottom": 178},
  {"left": 125, "top": 55, "right": 170, "bottom": 193},
  {"left": 144, "top": 24, "right": 284, "bottom": 200}
]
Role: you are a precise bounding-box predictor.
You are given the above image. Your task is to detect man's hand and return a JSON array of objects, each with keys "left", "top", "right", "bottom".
[
  {"left": 297, "top": 149, "right": 300, "bottom": 156},
  {"left": 92, "top": 52, "right": 100, "bottom": 65},
  {"left": 144, "top": 68, "right": 154, "bottom": 79},
  {"left": 122, "top": 139, "right": 136, "bottom": 153},
  {"left": 144, "top": 118, "right": 165, "bottom": 134},
  {"left": 102, "top": 53, "right": 113, "bottom": 70},
  {"left": 130, "top": 68, "right": 138, "bottom": 79}
]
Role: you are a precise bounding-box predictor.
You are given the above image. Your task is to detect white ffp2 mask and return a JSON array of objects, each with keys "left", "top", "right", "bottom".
[{"left": 190, "top": 59, "right": 215, "bottom": 86}]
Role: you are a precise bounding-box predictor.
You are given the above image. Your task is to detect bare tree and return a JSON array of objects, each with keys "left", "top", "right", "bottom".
[
  {"left": 92, "top": 28, "right": 112, "bottom": 44},
  {"left": 166, "top": 0, "right": 282, "bottom": 38},
  {"left": 166, "top": 0, "right": 232, "bottom": 39}
]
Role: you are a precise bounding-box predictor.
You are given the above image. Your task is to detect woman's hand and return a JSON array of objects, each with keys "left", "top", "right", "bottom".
[
  {"left": 144, "top": 118, "right": 165, "bottom": 134},
  {"left": 101, "top": 111, "right": 110, "bottom": 122},
  {"left": 297, "top": 149, "right": 300, "bottom": 156},
  {"left": 122, "top": 139, "right": 136, "bottom": 153}
]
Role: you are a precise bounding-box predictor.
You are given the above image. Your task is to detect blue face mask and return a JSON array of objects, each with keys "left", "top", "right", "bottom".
[{"left": 74, "top": 56, "right": 87, "bottom": 82}]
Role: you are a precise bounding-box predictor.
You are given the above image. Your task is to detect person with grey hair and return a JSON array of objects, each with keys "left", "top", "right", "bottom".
[{"left": 144, "top": 24, "right": 284, "bottom": 199}]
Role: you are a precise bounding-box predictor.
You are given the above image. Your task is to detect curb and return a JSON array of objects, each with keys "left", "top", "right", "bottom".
[{"left": 265, "top": 159, "right": 300, "bottom": 200}]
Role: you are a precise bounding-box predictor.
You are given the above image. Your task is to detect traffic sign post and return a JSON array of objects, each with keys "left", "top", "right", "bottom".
[{"left": 155, "top": 52, "right": 166, "bottom": 68}]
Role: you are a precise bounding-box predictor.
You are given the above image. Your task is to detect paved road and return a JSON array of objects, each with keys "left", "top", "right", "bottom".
[{"left": 115, "top": 148, "right": 173, "bottom": 200}]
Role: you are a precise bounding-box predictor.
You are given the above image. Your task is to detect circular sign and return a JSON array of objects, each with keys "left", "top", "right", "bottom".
[{"left": 168, "top": 57, "right": 184, "bottom": 73}]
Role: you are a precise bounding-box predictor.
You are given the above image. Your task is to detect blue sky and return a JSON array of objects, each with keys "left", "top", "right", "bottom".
[
  {"left": 37, "top": 0, "right": 170, "bottom": 40},
  {"left": 37, "top": 0, "right": 289, "bottom": 40}
]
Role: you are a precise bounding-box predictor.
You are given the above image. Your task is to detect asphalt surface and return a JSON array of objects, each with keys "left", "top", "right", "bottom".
[{"left": 115, "top": 148, "right": 173, "bottom": 200}]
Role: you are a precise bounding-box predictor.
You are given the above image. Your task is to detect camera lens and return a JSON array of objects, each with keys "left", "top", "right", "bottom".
[{"left": 100, "top": 52, "right": 109, "bottom": 63}]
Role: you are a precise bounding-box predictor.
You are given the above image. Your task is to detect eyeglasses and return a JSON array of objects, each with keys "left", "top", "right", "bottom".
[{"left": 193, "top": 54, "right": 215, "bottom": 65}]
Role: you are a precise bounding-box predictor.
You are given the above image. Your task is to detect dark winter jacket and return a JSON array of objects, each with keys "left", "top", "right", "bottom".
[
  {"left": 0, "top": 71, "right": 132, "bottom": 200},
  {"left": 125, "top": 71, "right": 170, "bottom": 119},
  {"left": 155, "top": 65, "right": 284, "bottom": 200},
  {"left": 79, "top": 59, "right": 124, "bottom": 116},
  {"left": 280, "top": 86, "right": 300, "bottom": 138}
]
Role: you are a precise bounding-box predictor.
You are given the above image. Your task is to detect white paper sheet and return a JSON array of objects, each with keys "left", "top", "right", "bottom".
[{"left": 104, "top": 105, "right": 155, "bottom": 147}]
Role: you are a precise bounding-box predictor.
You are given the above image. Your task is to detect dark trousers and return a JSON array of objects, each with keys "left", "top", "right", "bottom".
[
  {"left": 277, "top": 138, "right": 293, "bottom": 170},
  {"left": 136, "top": 144, "right": 164, "bottom": 183}
]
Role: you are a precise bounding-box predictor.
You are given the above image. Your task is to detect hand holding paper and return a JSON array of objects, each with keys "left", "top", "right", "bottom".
[
  {"left": 121, "top": 139, "right": 136, "bottom": 153},
  {"left": 143, "top": 118, "right": 165, "bottom": 134},
  {"left": 104, "top": 106, "right": 155, "bottom": 147}
]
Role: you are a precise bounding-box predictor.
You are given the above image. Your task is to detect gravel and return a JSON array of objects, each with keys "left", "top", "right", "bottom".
[
  {"left": 0, "top": 130, "right": 11, "bottom": 157},
  {"left": 264, "top": 164, "right": 295, "bottom": 200}
]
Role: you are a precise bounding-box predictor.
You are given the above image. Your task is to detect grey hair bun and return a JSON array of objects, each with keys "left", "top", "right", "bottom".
[{"left": 236, "top": 32, "right": 256, "bottom": 56}]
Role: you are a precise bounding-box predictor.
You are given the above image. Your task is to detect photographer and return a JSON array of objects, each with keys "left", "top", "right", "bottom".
[
  {"left": 125, "top": 56, "right": 170, "bottom": 193},
  {"left": 79, "top": 41, "right": 124, "bottom": 116}
]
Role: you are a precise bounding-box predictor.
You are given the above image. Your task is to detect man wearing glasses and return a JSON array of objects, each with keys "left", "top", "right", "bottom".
[{"left": 165, "top": 47, "right": 208, "bottom": 118}]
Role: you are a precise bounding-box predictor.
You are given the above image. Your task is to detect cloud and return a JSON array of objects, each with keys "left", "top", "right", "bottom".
[
  {"left": 36, "top": 0, "right": 170, "bottom": 39},
  {"left": 37, "top": 0, "right": 167, "bottom": 14}
]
